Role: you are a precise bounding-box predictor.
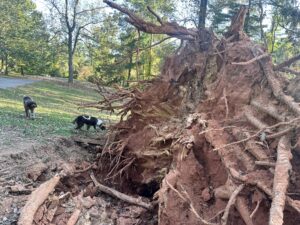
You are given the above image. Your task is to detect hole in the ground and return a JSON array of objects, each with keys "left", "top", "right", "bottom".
[{"left": 136, "top": 180, "right": 160, "bottom": 198}]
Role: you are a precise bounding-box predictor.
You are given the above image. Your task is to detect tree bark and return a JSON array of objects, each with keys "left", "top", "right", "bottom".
[
  {"left": 244, "top": 0, "right": 252, "bottom": 34},
  {"left": 5, "top": 53, "right": 8, "bottom": 75},
  {"left": 1, "top": 57, "right": 3, "bottom": 71},
  {"left": 274, "top": 53, "right": 300, "bottom": 71},
  {"left": 258, "top": 0, "right": 267, "bottom": 47},
  {"left": 136, "top": 30, "right": 140, "bottom": 81},
  {"left": 127, "top": 54, "right": 133, "bottom": 86},
  {"left": 198, "top": 0, "right": 208, "bottom": 28},
  {"left": 68, "top": 32, "right": 74, "bottom": 84},
  {"left": 103, "top": 0, "right": 197, "bottom": 40},
  {"left": 147, "top": 34, "right": 153, "bottom": 78},
  {"left": 21, "top": 66, "right": 24, "bottom": 76}
]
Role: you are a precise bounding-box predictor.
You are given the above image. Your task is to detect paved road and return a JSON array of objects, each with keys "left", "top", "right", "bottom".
[{"left": 0, "top": 77, "right": 38, "bottom": 89}]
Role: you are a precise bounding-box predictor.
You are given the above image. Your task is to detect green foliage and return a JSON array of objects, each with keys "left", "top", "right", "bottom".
[
  {"left": 1, "top": 0, "right": 300, "bottom": 85},
  {"left": 0, "top": 0, "right": 51, "bottom": 75}
]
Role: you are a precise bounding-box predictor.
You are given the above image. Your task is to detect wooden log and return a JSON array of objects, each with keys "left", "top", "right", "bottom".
[{"left": 18, "top": 175, "right": 60, "bottom": 225}]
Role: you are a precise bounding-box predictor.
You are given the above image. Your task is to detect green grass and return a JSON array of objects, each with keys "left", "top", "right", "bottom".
[{"left": 0, "top": 81, "right": 117, "bottom": 143}]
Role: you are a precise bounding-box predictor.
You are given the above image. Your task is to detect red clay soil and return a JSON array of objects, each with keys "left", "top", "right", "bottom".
[
  {"left": 16, "top": 6, "right": 300, "bottom": 225},
  {"left": 97, "top": 25, "right": 300, "bottom": 225}
]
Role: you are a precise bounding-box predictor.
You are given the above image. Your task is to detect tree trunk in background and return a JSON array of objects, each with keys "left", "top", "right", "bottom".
[
  {"left": 5, "top": 53, "right": 8, "bottom": 75},
  {"left": 258, "top": 0, "right": 267, "bottom": 48},
  {"left": 127, "top": 55, "right": 133, "bottom": 86},
  {"left": 244, "top": 0, "right": 251, "bottom": 34},
  {"left": 136, "top": 30, "right": 140, "bottom": 81},
  {"left": 68, "top": 32, "right": 74, "bottom": 84},
  {"left": 1, "top": 57, "right": 3, "bottom": 71},
  {"left": 198, "top": 0, "right": 208, "bottom": 28},
  {"left": 147, "top": 34, "right": 153, "bottom": 79},
  {"left": 270, "top": 16, "right": 278, "bottom": 53},
  {"left": 21, "top": 66, "right": 24, "bottom": 76}
]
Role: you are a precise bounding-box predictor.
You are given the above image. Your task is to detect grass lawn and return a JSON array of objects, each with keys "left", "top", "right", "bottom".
[{"left": 0, "top": 81, "right": 116, "bottom": 146}]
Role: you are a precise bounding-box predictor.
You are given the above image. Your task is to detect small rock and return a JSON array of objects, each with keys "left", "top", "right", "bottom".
[
  {"left": 201, "top": 187, "right": 212, "bottom": 202},
  {"left": 27, "top": 162, "right": 48, "bottom": 181},
  {"left": 89, "top": 207, "right": 100, "bottom": 218}
]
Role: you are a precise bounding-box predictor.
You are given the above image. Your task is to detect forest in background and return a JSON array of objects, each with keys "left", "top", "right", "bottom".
[{"left": 0, "top": 0, "right": 299, "bottom": 84}]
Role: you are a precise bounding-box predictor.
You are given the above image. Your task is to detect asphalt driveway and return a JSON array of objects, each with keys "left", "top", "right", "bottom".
[{"left": 0, "top": 77, "right": 38, "bottom": 89}]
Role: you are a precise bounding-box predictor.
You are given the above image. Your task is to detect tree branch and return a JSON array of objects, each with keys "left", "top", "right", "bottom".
[
  {"left": 278, "top": 67, "right": 300, "bottom": 76},
  {"left": 273, "top": 53, "right": 300, "bottom": 71},
  {"left": 102, "top": 36, "right": 173, "bottom": 67},
  {"left": 49, "top": 0, "right": 64, "bottom": 17},
  {"left": 71, "top": 0, "right": 79, "bottom": 30},
  {"left": 76, "top": 6, "right": 107, "bottom": 15},
  {"left": 90, "top": 172, "right": 153, "bottom": 210},
  {"left": 65, "top": 0, "right": 71, "bottom": 30},
  {"left": 103, "top": 0, "right": 197, "bottom": 40},
  {"left": 147, "top": 6, "right": 163, "bottom": 24}
]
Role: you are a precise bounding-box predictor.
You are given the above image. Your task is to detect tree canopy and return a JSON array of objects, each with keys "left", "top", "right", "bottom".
[{"left": 0, "top": 0, "right": 299, "bottom": 84}]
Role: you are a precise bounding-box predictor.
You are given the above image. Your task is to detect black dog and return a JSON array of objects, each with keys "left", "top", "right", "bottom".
[
  {"left": 23, "top": 96, "right": 37, "bottom": 119},
  {"left": 72, "top": 115, "right": 106, "bottom": 130}
]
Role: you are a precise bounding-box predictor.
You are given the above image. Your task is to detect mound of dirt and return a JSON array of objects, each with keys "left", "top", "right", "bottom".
[
  {"left": 15, "top": 4, "right": 300, "bottom": 225},
  {"left": 0, "top": 137, "right": 97, "bottom": 224}
]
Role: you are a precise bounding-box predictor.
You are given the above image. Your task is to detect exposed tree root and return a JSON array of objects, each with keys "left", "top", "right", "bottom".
[
  {"left": 254, "top": 47, "right": 300, "bottom": 116},
  {"left": 77, "top": 4, "right": 300, "bottom": 225},
  {"left": 250, "top": 99, "right": 284, "bottom": 122},
  {"left": 236, "top": 197, "right": 254, "bottom": 225},
  {"left": 231, "top": 52, "right": 269, "bottom": 65},
  {"left": 255, "top": 161, "right": 276, "bottom": 167},
  {"left": 269, "top": 135, "right": 292, "bottom": 225},
  {"left": 165, "top": 179, "right": 217, "bottom": 225},
  {"left": 18, "top": 175, "right": 60, "bottom": 225},
  {"left": 90, "top": 172, "right": 153, "bottom": 210},
  {"left": 221, "top": 184, "right": 244, "bottom": 225},
  {"left": 245, "top": 109, "right": 269, "bottom": 130},
  {"left": 66, "top": 209, "right": 81, "bottom": 225},
  {"left": 250, "top": 200, "right": 261, "bottom": 218}
]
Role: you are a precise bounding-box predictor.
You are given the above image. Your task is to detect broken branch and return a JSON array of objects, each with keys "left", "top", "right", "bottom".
[
  {"left": 90, "top": 172, "right": 153, "bottom": 210},
  {"left": 18, "top": 175, "right": 60, "bottom": 225},
  {"left": 104, "top": 0, "right": 197, "bottom": 39}
]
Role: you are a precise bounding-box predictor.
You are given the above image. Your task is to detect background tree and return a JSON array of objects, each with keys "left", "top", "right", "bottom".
[
  {"left": 45, "top": 0, "right": 105, "bottom": 83},
  {"left": 0, "top": 0, "right": 50, "bottom": 75}
]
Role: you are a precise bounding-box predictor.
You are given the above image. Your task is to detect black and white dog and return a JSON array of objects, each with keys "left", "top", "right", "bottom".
[
  {"left": 72, "top": 115, "right": 106, "bottom": 130},
  {"left": 23, "top": 96, "right": 37, "bottom": 119}
]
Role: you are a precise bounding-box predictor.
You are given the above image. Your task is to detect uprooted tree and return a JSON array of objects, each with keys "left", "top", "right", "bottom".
[{"left": 18, "top": 2, "right": 300, "bottom": 225}]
